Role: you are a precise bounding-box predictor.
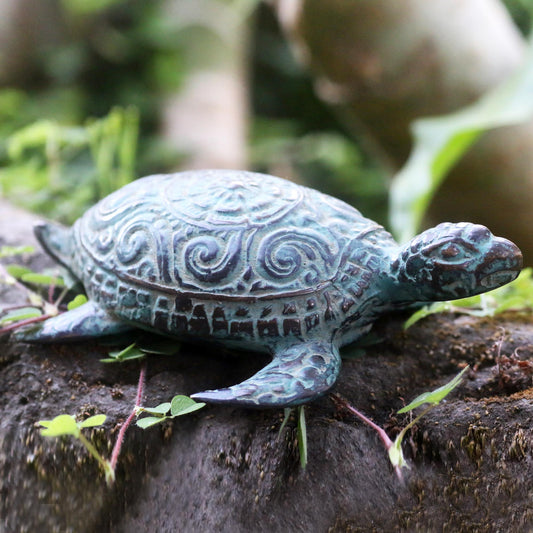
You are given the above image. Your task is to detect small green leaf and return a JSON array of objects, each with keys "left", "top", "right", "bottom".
[
  {"left": 102, "top": 343, "right": 146, "bottom": 363},
  {"left": 67, "top": 294, "right": 88, "bottom": 310},
  {"left": 398, "top": 366, "right": 469, "bottom": 414},
  {"left": 5, "top": 265, "right": 33, "bottom": 278},
  {"left": 0, "top": 307, "right": 42, "bottom": 325},
  {"left": 105, "top": 345, "right": 132, "bottom": 360},
  {"left": 78, "top": 414, "right": 107, "bottom": 428},
  {"left": 170, "top": 395, "right": 205, "bottom": 417},
  {"left": 140, "top": 403, "right": 172, "bottom": 416},
  {"left": 21, "top": 272, "right": 65, "bottom": 287},
  {"left": 119, "top": 352, "right": 146, "bottom": 362},
  {"left": 297, "top": 405, "right": 307, "bottom": 469},
  {"left": 110, "top": 343, "right": 141, "bottom": 358},
  {"left": 136, "top": 416, "right": 167, "bottom": 429},
  {"left": 39, "top": 414, "right": 80, "bottom": 437},
  {"left": 0, "top": 245, "right": 34, "bottom": 258},
  {"left": 104, "top": 460, "right": 115, "bottom": 485},
  {"left": 137, "top": 337, "right": 181, "bottom": 355}
]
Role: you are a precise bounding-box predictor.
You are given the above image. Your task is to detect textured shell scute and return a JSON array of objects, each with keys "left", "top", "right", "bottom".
[{"left": 75, "top": 171, "right": 388, "bottom": 299}]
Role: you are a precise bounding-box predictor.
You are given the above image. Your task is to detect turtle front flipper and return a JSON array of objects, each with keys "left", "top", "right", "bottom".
[
  {"left": 14, "top": 301, "right": 134, "bottom": 342},
  {"left": 191, "top": 342, "right": 341, "bottom": 408}
]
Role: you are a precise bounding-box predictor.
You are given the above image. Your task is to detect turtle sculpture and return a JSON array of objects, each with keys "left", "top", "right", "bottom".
[{"left": 15, "top": 170, "right": 522, "bottom": 407}]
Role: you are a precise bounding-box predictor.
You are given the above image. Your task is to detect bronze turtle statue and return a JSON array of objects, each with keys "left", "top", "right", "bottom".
[{"left": 16, "top": 170, "right": 523, "bottom": 407}]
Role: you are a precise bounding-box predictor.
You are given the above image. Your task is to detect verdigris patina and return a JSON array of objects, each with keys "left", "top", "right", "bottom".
[{"left": 15, "top": 170, "right": 523, "bottom": 407}]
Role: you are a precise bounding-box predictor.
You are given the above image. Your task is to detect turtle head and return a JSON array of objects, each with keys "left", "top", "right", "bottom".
[{"left": 389, "top": 222, "right": 522, "bottom": 302}]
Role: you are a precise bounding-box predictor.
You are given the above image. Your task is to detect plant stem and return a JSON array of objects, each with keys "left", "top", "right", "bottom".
[
  {"left": 331, "top": 393, "right": 406, "bottom": 481},
  {"left": 77, "top": 431, "right": 111, "bottom": 475},
  {"left": 0, "top": 314, "right": 53, "bottom": 336},
  {"left": 397, "top": 403, "right": 435, "bottom": 443},
  {"left": 109, "top": 361, "right": 146, "bottom": 475},
  {"left": 50, "top": 284, "right": 70, "bottom": 307},
  {"left": 331, "top": 393, "right": 393, "bottom": 450}
]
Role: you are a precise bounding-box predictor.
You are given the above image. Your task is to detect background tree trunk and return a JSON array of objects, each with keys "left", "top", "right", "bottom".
[
  {"left": 0, "top": 0, "right": 66, "bottom": 85},
  {"left": 160, "top": 0, "right": 251, "bottom": 169},
  {"left": 276, "top": 0, "right": 533, "bottom": 262}
]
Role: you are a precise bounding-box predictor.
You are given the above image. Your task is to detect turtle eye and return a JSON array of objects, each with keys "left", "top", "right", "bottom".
[
  {"left": 433, "top": 241, "right": 476, "bottom": 264},
  {"left": 425, "top": 241, "right": 473, "bottom": 263},
  {"left": 441, "top": 244, "right": 460, "bottom": 259}
]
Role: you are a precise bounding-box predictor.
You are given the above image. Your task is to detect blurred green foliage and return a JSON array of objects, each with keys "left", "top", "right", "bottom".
[
  {"left": 61, "top": 0, "right": 125, "bottom": 15},
  {"left": 0, "top": 0, "right": 389, "bottom": 225},
  {"left": 0, "top": 0, "right": 183, "bottom": 182},
  {"left": 0, "top": 107, "right": 138, "bottom": 223},
  {"left": 0, "top": 0, "right": 185, "bottom": 221},
  {"left": 503, "top": 0, "right": 533, "bottom": 35}
]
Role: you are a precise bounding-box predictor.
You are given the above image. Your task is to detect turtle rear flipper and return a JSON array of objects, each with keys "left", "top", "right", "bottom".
[
  {"left": 191, "top": 342, "right": 341, "bottom": 408},
  {"left": 13, "top": 301, "right": 134, "bottom": 342}
]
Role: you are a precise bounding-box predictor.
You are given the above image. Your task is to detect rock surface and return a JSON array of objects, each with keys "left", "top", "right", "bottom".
[{"left": 2, "top": 199, "right": 533, "bottom": 532}]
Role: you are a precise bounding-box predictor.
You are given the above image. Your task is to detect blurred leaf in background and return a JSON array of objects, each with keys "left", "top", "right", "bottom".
[
  {"left": 0, "top": 0, "right": 187, "bottom": 221},
  {"left": 389, "top": 34, "right": 533, "bottom": 243},
  {"left": 385, "top": 1, "right": 533, "bottom": 242},
  {"left": 503, "top": 0, "right": 533, "bottom": 35}
]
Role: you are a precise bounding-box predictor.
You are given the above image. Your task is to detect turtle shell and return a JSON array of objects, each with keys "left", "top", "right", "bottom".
[{"left": 68, "top": 171, "right": 394, "bottom": 341}]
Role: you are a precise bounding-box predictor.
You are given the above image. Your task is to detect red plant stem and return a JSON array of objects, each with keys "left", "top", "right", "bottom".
[
  {"left": 330, "top": 393, "right": 393, "bottom": 450},
  {"left": 331, "top": 393, "right": 405, "bottom": 482},
  {"left": 0, "top": 314, "right": 53, "bottom": 336},
  {"left": 0, "top": 304, "right": 38, "bottom": 313},
  {"left": 109, "top": 361, "right": 146, "bottom": 471}
]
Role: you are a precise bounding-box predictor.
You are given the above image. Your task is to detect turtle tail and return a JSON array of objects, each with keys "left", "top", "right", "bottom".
[{"left": 34, "top": 222, "right": 76, "bottom": 276}]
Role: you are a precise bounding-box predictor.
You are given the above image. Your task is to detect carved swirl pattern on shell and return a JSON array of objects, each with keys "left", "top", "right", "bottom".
[
  {"left": 256, "top": 229, "right": 337, "bottom": 286},
  {"left": 77, "top": 172, "right": 358, "bottom": 296},
  {"left": 79, "top": 204, "right": 164, "bottom": 282},
  {"left": 115, "top": 220, "right": 155, "bottom": 265},
  {"left": 94, "top": 227, "right": 115, "bottom": 254},
  {"left": 180, "top": 232, "right": 242, "bottom": 284}
]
